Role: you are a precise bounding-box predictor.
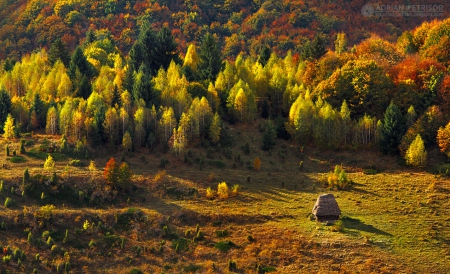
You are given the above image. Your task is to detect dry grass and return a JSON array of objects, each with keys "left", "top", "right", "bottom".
[{"left": 0, "top": 121, "right": 449, "bottom": 273}]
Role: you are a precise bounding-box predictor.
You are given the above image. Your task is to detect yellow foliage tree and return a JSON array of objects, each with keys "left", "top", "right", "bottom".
[
  {"left": 209, "top": 112, "right": 221, "bottom": 144},
  {"left": 44, "top": 155, "right": 55, "bottom": 171},
  {"left": 206, "top": 187, "right": 215, "bottom": 199},
  {"left": 3, "top": 114, "right": 15, "bottom": 140},
  {"left": 217, "top": 182, "right": 229, "bottom": 199},
  {"left": 183, "top": 44, "right": 199, "bottom": 71},
  {"left": 254, "top": 157, "right": 261, "bottom": 171},
  {"left": 405, "top": 134, "right": 427, "bottom": 167},
  {"left": 122, "top": 130, "right": 132, "bottom": 152},
  {"left": 88, "top": 160, "right": 96, "bottom": 179}
]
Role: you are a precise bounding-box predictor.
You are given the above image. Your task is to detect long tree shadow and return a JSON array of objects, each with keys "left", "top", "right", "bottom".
[
  {"left": 350, "top": 182, "right": 381, "bottom": 197},
  {"left": 146, "top": 195, "right": 275, "bottom": 226},
  {"left": 341, "top": 216, "right": 391, "bottom": 236}
]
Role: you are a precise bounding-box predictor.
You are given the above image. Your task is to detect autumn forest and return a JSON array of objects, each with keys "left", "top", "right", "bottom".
[{"left": 0, "top": 0, "right": 450, "bottom": 273}]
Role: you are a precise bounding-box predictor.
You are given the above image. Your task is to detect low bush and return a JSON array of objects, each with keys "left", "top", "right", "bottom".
[
  {"left": 19, "top": 139, "right": 26, "bottom": 154},
  {"left": 159, "top": 158, "right": 169, "bottom": 168},
  {"left": 24, "top": 140, "right": 34, "bottom": 146},
  {"left": 183, "top": 264, "right": 202, "bottom": 273},
  {"left": 154, "top": 170, "right": 166, "bottom": 183},
  {"left": 46, "top": 236, "right": 55, "bottom": 247},
  {"left": 207, "top": 160, "right": 226, "bottom": 169},
  {"left": 4, "top": 197, "right": 14, "bottom": 208},
  {"left": 27, "top": 232, "right": 34, "bottom": 244},
  {"left": 223, "top": 147, "right": 232, "bottom": 159},
  {"left": 88, "top": 240, "right": 96, "bottom": 249},
  {"left": 194, "top": 230, "right": 204, "bottom": 242},
  {"left": 8, "top": 156, "right": 26, "bottom": 163},
  {"left": 228, "top": 260, "right": 237, "bottom": 271},
  {"left": 13, "top": 248, "right": 23, "bottom": 261},
  {"left": 215, "top": 229, "right": 229, "bottom": 238},
  {"left": 69, "top": 159, "right": 83, "bottom": 167},
  {"left": 363, "top": 165, "right": 378, "bottom": 175},
  {"left": 206, "top": 187, "right": 215, "bottom": 199},
  {"left": 51, "top": 244, "right": 60, "bottom": 255},
  {"left": 232, "top": 184, "right": 239, "bottom": 196},
  {"left": 241, "top": 142, "right": 250, "bottom": 155},
  {"left": 130, "top": 269, "right": 144, "bottom": 274},
  {"left": 214, "top": 240, "right": 235, "bottom": 252},
  {"left": 172, "top": 237, "right": 190, "bottom": 252},
  {"left": 184, "top": 229, "right": 192, "bottom": 237},
  {"left": 327, "top": 165, "right": 352, "bottom": 190},
  {"left": 247, "top": 235, "right": 254, "bottom": 242},
  {"left": 3, "top": 255, "right": 11, "bottom": 265}
]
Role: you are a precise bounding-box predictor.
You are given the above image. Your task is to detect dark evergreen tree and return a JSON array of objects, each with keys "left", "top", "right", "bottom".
[
  {"left": 128, "top": 42, "right": 145, "bottom": 73},
  {"left": 0, "top": 88, "right": 12, "bottom": 133},
  {"left": 379, "top": 102, "right": 407, "bottom": 155},
  {"left": 2, "top": 58, "right": 15, "bottom": 72},
  {"left": 153, "top": 26, "right": 180, "bottom": 71},
  {"left": 111, "top": 85, "right": 121, "bottom": 107},
  {"left": 68, "top": 47, "right": 96, "bottom": 99},
  {"left": 31, "top": 94, "right": 46, "bottom": 129},
  {"left": 300, "top": 40, "right": 313, "bottom": 61},
  {"left": 198, "top": 33, "right": 223, "bottom": 81},
  {"left": 48, "top": 39, "right": 70, "bottom": 67},
  {"left": 258, "top": 45, "right": 272, "bottom": 67},
  {"left": 262, "top": 120, "right": 277, "bottom": 150},
  {"left": 261, "top": 98, "right": 270, "bottom": 118},
  {"left": 77, "top": 76, "right": 92, "bottom": 99},
  {"left": 311, "top": 33, "right": 327, "bottom": 60},
  {"left": 261, "top": 120, "right": 277, "bottom": 150},
  {"left": 91, "top": 109, "right": 105, "bottom": 146},
  {"left": 132, "top": 63, "right": 153, "bottom": 106},
  {"left": 301, "top": 34, "right": 327, "bottom": 60},
  {"left": 23, "top": 167, "right": 30, "bottom": 184},
  {"left": 84, "top": 28, "right": 96, "bottom": 47},
  {"left": 138, "top": 24, "right": 157, "bottom": 74},
  {"left": 276, "top": 118, "right": 290, "bottom": 140},
  {"left": 68, "top": 47, "right": 96, "bottom": 80},
  {"left": 187, "top": 82, "right": 208, "bottom": 98},
  {"left": 123, "top": 61, "right": 135, "bottom": 93},
  {"left": 181, "top": 65, "right": 198, "bottom": 82}
]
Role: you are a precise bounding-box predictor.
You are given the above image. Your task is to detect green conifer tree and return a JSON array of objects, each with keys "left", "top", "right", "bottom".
[
  {"left": 198, "top": 33, "right": 223, "bottom": 81},
  {"left": 48, "top": 39, "right": 70, "bottom": 67},
  {"left": 262, "top": 120, "right": 277, "bottom": 150},
  {"left": 379, "top": 102, "right": 406, "bottom": 155}
]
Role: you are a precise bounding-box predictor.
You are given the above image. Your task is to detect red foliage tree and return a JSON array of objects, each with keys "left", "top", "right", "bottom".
[
  {"left": 103, "top": 158, "right": 120, "bottom": 185},
  {"left": 437, "top": 75, "right": 450, "bottom": 114}
]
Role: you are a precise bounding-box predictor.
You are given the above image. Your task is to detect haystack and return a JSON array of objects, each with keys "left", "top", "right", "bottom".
[{"left": 312, "top": 194, "right": 341, "bottom": 222}]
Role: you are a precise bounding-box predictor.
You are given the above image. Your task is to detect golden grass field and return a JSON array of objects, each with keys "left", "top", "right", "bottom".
[{"left": 0, "top": 121, "right": 449, "bottom": 273}]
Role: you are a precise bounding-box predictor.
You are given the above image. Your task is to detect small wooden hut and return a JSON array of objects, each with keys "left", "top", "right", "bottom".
[{"left": 312, "top": 194, "right": 341, "bottom": 222}]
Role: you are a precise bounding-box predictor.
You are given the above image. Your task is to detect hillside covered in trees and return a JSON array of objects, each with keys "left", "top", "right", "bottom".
[
  {"left": 0, "top": 0, "right": 449, "bottom": 60},
  {"left": 1, "top": 14, "right": 450, "bottom": 164}
]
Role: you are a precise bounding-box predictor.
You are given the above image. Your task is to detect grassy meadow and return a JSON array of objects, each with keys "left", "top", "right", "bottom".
[{"left": 0, "top": 121, "right": 449, "bottom": 273}]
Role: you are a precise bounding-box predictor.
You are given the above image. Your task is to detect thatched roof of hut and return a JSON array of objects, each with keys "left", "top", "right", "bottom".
[{"left": 312, "top": 193, "right": 341, "bottom": 217}]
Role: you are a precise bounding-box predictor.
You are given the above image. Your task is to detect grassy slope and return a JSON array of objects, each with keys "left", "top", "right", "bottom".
[{"left": 0, "top": 120, "right": 449, "bottom": 273}]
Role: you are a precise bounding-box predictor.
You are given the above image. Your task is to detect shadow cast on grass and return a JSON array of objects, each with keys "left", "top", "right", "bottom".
[
  {"left": 350, "top": 182, "right": 381, "bottom": 197},
  {"left": 146, "top": 195, "right": 274, "bottom": 227},
  {"left": 341, "top": 216, "right": 391, "bottom": 236}
]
